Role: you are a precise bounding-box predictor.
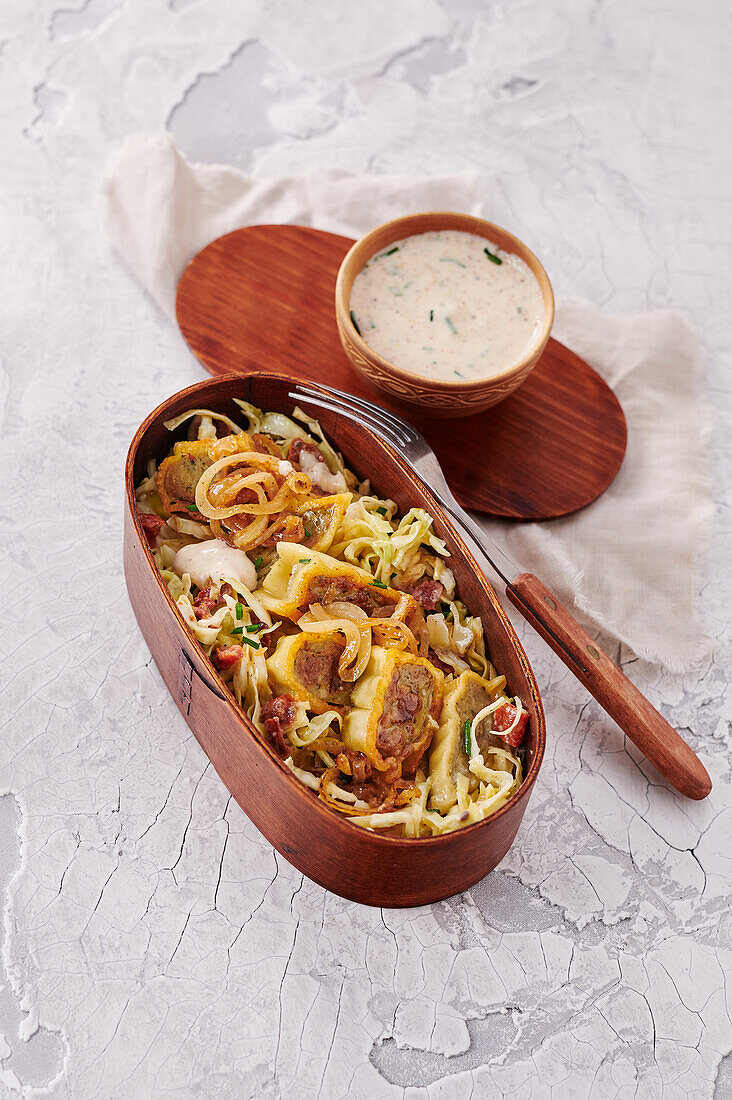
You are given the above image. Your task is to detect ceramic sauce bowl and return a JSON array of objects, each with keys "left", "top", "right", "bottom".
[{"left": 335, "top": 212, "right": 554, "bottom": 418}]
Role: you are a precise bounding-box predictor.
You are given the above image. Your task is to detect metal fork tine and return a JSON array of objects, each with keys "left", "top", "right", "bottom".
[
  {"left": 320, "top": 388, "right": 415, "bottom": 438},
  {"left": 291, "top": 383, "right": 416, "bottom": 447},
  {"left": 289, "top": 390, "right": 403, "bottom": 449},
  {"left": 356, "top": 400, "right": 419, "bottom": 441},
  {"left": 290, "top": 387, "right": 407, "bottom": 448},
  {"left": 325, "top": 389, "right": 419, "bottom": 445}
]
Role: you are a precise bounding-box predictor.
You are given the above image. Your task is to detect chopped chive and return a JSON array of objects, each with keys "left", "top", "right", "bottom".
[
  {"left": 439, "top": 258, "right": 466, "bottom": 267},
  {"left": 254, "top": 556, "right": 263, "bottom": 569},
  {"left": 303, "top": 528, "right": 311, "bottom": 538},
  {"left": 454, "top": 370, "right": 465, "bottom": 379},
  {"left": 377, "top": 246, "right": 399, "bottom": 258},
  {"left": 235, "top": 601, "right": 243, "bottom": 619},
  {"left": 245, "top": 623, "right": 262, "bottom": 633},
  {"left": 186, "top": 504, "right": 199, "bottom": 513},
  {"left": 484, "top": 247, "right": 502, "bottom": 265},
  {"left": 349, "top": 310, "right": 361, "bottom": 336},
  {"left": 375, "top": 505, "right": 387, "bottom": 516},
  {"left": 445, "top": 317, "right": 458, "bottom": 334},
  {"left": 241, "top": 636, "right": 260, "bottom": 649},
  {"left": 231, "top": 626, "right": 243, "bottom": 636},
  {"left": 463, "top": 719, "right": 472, "bottom": 756},
  {"left": 370, "top": 579, "right": 388, "bottom": 589},
  {"left": 299, "top": 558, "right": 311, "bottom": 564},
  {"left": 429, "top": 309, "right": 434, "bottom": 322}
]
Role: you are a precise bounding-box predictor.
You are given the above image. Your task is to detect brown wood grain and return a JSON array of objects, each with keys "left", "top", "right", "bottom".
[
  {"left": 506, "top": 573, "right": 711, "bottom": 800},
  {"left": 176, "top": 224, "right": 627, "bottom": 520},
  {"left": 125, "top": 373, "right": 547, "bottom": 907}
]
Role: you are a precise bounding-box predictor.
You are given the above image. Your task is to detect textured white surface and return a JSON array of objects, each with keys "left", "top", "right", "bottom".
[{"left": 1, "top": 2, "right": 731, "bottom": 1097}]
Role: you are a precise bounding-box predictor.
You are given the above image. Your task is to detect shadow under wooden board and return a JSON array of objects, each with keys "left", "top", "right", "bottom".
[{"left": 176, "top": 224, "right": 627, "bottom": 520}]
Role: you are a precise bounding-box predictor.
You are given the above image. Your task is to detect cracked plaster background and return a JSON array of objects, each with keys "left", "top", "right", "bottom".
[{"left": 1, "top": 0, "right": 731, "bottom": 1096}]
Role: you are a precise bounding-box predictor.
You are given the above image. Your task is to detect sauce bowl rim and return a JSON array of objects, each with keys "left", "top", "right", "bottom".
[{"left": 335, "top": 211, "right": 555, "bottom": 391}]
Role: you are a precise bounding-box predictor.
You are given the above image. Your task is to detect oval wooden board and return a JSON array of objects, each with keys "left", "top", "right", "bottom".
[{"left": 176, "top": 225, "right": 627, "bottom": 520}]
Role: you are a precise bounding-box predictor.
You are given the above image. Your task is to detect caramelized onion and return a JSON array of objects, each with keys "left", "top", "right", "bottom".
[
  {"left": 299, "top": 603, "right": 372, "bottom": 682},
  {"left": 369, "top": 618, "right": 417, "bottom": 653},
  {"left": 319, "top": 767, "right": 369, "bottom": 815},
  {"left": 323, "top": 601, "right": 368, "bottom": 621},
  {"left": 194, "top": 451, "right": 313, "bottom": 551},
  {"left": 319, "top": 767, "right": 419, "bottom": 816}
]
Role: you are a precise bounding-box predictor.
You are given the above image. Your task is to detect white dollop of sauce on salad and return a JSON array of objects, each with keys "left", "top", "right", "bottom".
[
  {"left": 173, "top": 540, "right": 257, "bottom": 591},
  {"left": 298, "top": 448, "right": 347, "bottom": 494},
  {"left": 349, "top": 230, "right": 545, "bottom": 381}
]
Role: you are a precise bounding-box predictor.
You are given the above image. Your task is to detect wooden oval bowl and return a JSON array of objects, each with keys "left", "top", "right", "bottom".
[
  {"left": 334, "top": 212, "right": 555, "bottom": 419},
  {"left": 124, "top": 373, "right": 546, "bottom": 907}
]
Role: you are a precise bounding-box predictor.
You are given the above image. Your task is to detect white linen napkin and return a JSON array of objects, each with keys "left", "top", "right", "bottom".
[{"left": 102, "top": 133, "right": 713, "bottom": 670}]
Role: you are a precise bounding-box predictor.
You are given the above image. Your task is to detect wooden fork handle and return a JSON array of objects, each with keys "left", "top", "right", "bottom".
[{"left": 506, "top": 573, "right": 711, "bottom": 800}]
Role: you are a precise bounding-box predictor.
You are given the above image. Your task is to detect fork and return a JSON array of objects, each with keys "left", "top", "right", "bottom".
[{"left": 290, "top": 381, "right": 711, "bottom": 801}]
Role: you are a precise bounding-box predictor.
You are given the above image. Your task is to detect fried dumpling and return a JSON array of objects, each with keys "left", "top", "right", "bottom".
[
  {"left": 157, "top": 433, "right": 254, "bottom": 513},
  {"left": 428, "top": 670, "right": 507, "bottom": 812},
  {"left": 258, "top": 543, "right": 412, "bottom": 622},
  {"left": 266, "top": 633, "right": 352, "bottom": 713},
  {"left": 296, "top": 493, "right": 352, "bottom": 554},
  {"left": 342, "top": 647, "right": 444, "bottom": 776}
]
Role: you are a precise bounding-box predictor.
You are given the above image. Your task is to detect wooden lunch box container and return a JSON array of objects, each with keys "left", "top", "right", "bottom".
[{"left": 124, "top": 373, "right": 547, "bottom": 907}]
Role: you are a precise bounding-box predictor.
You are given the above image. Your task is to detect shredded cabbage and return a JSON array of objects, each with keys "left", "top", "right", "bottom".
[
  {"left": 284, "top": 757, "right": 321, "bottom": 791},
  {"left": 164, "top": 407, "right": 243, "bottom": 436},
  {"left": 232, "top": 399, "right": 311, "bottom": 447},
  {"left": 292, "top": 405, "right": 350, "bottom": 481},
  {"left": 231, "top": 400, "right": 263, "bottom": 433},
  {"left": 330, "top": 497, "right": 447, "bottom": 584},
  {"left": 136, "top": 458, "right": 158, "bottom": 499},
  {"left": 166, "top": 514, "right": 211, "bottom": 538},
  {"left": 351, "top": 777, "right": 432, "bottom": 838},
  {"left": 140, "top": 397, "right": 527, "bottom": 839},
  {"left": 433, "top": 558, "right": 456, "bottom": 597},
  {"left": 288, "top": 706, "right": 342, "bottom": 749}
]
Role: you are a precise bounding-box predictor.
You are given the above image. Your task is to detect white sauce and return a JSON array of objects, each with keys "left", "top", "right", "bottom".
[
  {"left": 349, "top": 230, "right": 545, "bottom": 381},
  {"left": 278, "top": 459, "right": 294, "bottom": 476},
  {"left": 298, "top": 449, "right": 347, "bottom": 494},
  {"left": 173, "top": 540, "right": 257, "bottom": 591}
]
